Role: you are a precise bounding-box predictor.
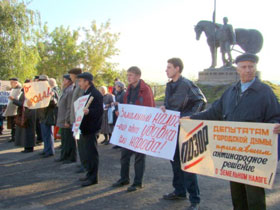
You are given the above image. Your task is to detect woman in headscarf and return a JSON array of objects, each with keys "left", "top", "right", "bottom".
[
  {"left": 111, "top": 81, "right": 126, "bottom": 149},
  {"left": 99, "top": 86, "right": 114, "bottom": 145},
  {"left": 10, "top": 79, "right": 36, "bottom": 153}
]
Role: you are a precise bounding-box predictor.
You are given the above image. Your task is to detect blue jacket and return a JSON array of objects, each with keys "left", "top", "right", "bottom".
[{"left": 192, "top": 78, "right": 280, "bottom": 123}]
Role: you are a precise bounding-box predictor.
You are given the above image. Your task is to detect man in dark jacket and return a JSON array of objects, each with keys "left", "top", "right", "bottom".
[
  {"left": 187, "top": 53, "right": 280, "bottom": 210},
  {"left": 160, "top": 58, "right": 206, "bottom": 210},
  {"left": 112, "top": 66, "right": 155, "bottom": 192},
  {"left": 77, "top": 72, "right": 104, "bottom": 187}
]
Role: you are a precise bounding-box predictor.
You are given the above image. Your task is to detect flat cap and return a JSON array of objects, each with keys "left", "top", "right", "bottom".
[
  {"left": 235, "top": 53, "right": 259, "bottom": 64},
  {"left": 9, "top": 78, "right": 18, "bottom": 81},
  {"left": 39, "top": 75, "right": 49, "bottom": 81},
  {"left": 77, "top": 72, "right": 93, "bottom": 82},
  {"left": 115, "top": 81, "right": 125, "bottom": 89},
  {"left": 68, "top": 68, "right": 82, "bottom": 75},
  {"left": 63, "top": 74, "right": 72, "bottom": 81}
]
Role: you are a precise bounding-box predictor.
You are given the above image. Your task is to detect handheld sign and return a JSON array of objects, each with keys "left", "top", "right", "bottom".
[
  {"left": 110, "top": 104, "right": 180, "bottom": 160},
  {"left": 0, "top": 81, "right": 11, "bottom": 105},
  {"left": 179, "top": 119, "right": 278, "bottom": 189},
  {"left": 72, "top": 95, "right": 91, "bottom": 139},
  {"left": 23, "top": 81, "right": 52, "bottom": 109}
]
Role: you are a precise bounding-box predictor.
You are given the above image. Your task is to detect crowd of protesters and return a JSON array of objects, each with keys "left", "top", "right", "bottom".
[{"left": 1, "top": 53, "right": 280, "bottom": 210}]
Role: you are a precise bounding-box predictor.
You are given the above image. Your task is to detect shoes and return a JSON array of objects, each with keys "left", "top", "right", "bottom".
[
  {"left": 79, "top": 176, "right": 88, "bottom": 181},
  {"left": 81, "top": 180, "right": 98, "bottom": 187},
  {"left": 112, "top": 180, "right": 130, "bottom": 187},
  {"left": 104, "top": 140, "right": 110, "bottom": 145},
  {"left": 54, "top": 158, "right": 64, "bottom": 162},
  {"left": 42, "top": 154, "right": 54, "bottom": 158},
  {"left": 127, "top": 184, "right": 143, "bottom": 192},
  {"left": 187, "top": 203, "right": 199, "bottom": 210},
  {"left": 63, "top": 160, "right": 75, "bottom": 164},
  {"left": 76, "top": 167, "right": 86, "bottom": 173},
  {"left": 21, "top": 150, "right": 33, "bottom": 153},
  {"left": 39, "top": 152, "right": 45, "bottom": 156},
  {"left": 112, "top": 146, "right": 120, "bottom": 149},
  {"left": 163, "top": 192, "right": 187, "bottom": 200}
]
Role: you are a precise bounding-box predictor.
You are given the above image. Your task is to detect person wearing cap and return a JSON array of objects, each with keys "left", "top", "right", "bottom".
[
  {"left": 185, "top": 53, "right": 280, "bottom": 210},
  {"left": 37, "top": 75, "right": 59, "bottom": 158},
  {"left": 7, "top": 78, "right": 22, "bottom": 143},
  {"left": 68, "top": 68, "right": 87, "bottom": 173},
  {"left": 55, "top": 74, "right": 76, "bottom": 164},
  {"left": 77, "top": 72, "right": 103, "bottom": 187},
  {"left": 112, "top": 66, "right": 155, "bottom": 192}
]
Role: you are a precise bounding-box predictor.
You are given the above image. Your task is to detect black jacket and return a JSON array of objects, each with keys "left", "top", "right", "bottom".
[
  {"left": 191, "top": 78, "right": 280, "bottom": 123},
  {"left": 80, "top": 84, "right": 103, "bottom": 135},
  {"left": 164, "top": 76, "right": 207, "bottom": 116}
]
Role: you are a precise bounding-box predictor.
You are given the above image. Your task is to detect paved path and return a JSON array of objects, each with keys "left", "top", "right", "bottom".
[{"left": 0, "top": 129, "right": 280, "bottom": 210}]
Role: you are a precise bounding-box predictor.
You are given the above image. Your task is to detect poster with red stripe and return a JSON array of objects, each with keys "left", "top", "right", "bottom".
[
  {"left": 110, "top": 104, "right": 180, "bottom": 160},
  {"left": 179, "top": 119, "right": 278, "bottom": 189}
]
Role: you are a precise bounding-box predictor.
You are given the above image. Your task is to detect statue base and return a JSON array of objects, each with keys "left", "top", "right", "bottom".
[{"left": 197, "top": 66, "right": 239, "bottom": 85}]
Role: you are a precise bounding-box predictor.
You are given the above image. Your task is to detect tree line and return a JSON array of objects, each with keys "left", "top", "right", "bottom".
[{"left": 0, "top": 0, "right": 126, "bottom": 86}]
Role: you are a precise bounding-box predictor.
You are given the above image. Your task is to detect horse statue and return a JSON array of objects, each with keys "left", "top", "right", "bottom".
[{"left": 194, "top": 20, "right": 263, "bottom": 68}]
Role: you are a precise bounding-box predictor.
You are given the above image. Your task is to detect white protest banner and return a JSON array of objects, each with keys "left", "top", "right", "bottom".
[
  {"left": 179, "top": 119, "right": 278, "bottom": 189},
  {"left": 23, "top": 81, "right": 51, "bottom": 109},
  {"left": 72, "top": 94, "right": 90, "bottom": 139},
  {"left": 3, "top": 88, "right": 22, "bottom": 117},
  {"left": 0, "top": 81, "right": 11, "bottom": 105},
  {"left": 110, "top": 104, "right": 180, "bottom": 160}
]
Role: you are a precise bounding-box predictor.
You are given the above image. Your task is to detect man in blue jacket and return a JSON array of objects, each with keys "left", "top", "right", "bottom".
[
  {"left": 77, "top": 72, "right": 104, "bottom": 187},
  {"left": 187, "top": 53, "right": 280, "bottom": 210}
]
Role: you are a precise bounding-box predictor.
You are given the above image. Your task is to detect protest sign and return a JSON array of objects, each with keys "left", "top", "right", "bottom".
[
  {"left": 110, "top": 104, "right": 180, "bottom": 160},
  {"left": 23, "top": 81, "right": 51, "bottom": 109},
  {"left": 3, "top": 88, "right": 22, "bottom": 117},
  {"left": 0, "top": 81, "right": 11, "bottom": 105},
  {"left": 179, "top": 119, "right": 278, "bottom": 189},
  {"left": 72, "top": 95, "right": 90, "bottom": 139}
]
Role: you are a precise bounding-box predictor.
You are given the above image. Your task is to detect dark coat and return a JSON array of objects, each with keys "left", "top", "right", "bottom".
[
  {"left": 191, "top": 78, "right": 280, "bottom": 123},
  {"left": 80, "top": 84, "right": 104, "bottom": 135},
  {"left": 13, "top": 90, "right": 36, "bottom": 148},
  {"left": 123, "top": 79, "right": 155, "bottom": 107},
  {"left": 165, "top": 76, "right": 207, "bottom": 116},
  {"left": 38, "top": 87, "right": 59, "bottom": 126}
]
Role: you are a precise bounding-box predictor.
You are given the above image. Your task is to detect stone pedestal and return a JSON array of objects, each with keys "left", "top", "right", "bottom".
[
  {"left": 197, "top": 66, "right": 261, "bottom": 85},
  {"left": 198, "top": 66, "right": 239, "bottom": 85}
]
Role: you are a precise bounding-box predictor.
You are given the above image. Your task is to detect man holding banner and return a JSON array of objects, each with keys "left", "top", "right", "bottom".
[
  {"left": 188, "top": 53, "right": 280, "bottom": 210},
  {"left": 112, "top": 66, "right": 155, "bottom": 192},
  {"left": 77, "top": 72, "right": 104, "bottom": 187},
  {"left": 160, "top": 58, "right": 206, "bottom": 210}
]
